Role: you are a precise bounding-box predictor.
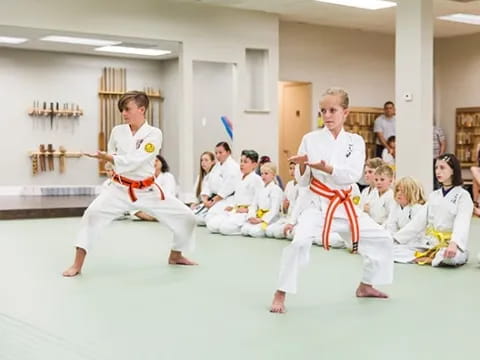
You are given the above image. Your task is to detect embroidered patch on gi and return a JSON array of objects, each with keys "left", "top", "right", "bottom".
[
  {"left": 352, "top": 195, "right": 360, "bottom": 205},
  {"left": 346, "top": 143, "right": 353, "bottom": 158},
  {"left": 136, "top": 139, "right": 144, "bottom": 149},
  {"left": 144, "top": 143, "right": 155, "bottom": 153}
]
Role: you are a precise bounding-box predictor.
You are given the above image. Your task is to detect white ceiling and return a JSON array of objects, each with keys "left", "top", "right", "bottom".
[
  {"left": 179, "top": 0, "right": 480, "bottom": 38},
  {"left": 0, "top": 25, "right": 181, "bottom": 60},
  {"left": 0, "top": 0, "right": 478, "bottom": 58}
]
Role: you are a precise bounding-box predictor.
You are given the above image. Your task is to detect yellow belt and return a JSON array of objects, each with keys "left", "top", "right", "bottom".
[
  {"left": 414, "top": 227, "right": 452, "bottom": 265},
  {"left": 256, "top": 208, "right": 269, "bottom": 230}
]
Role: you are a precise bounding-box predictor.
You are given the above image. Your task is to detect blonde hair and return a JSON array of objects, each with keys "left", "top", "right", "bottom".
[
  {"left": 322, "top": 87, "right": 349, "bottom": 109},
  {"left": 394, "top": 176, "right": 426, "bottom": 205},
  {"left": 365, "top": 157, "right": 384, "bottom": 170},
  {"left": 375, "top": 164, "right": 394, "bottom": 178},
  {"left": 260, "top": 162, "right": 277, "bottom": 176}
]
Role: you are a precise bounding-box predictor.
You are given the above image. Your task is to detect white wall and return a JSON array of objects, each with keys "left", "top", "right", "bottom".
[
  {"left": 160, "top": 58, "right": 180, "bottom": 180},
  {"left": 0, "top": 47, "right": 174, "bottom": 186},
  {"left": 279, "top": 22, "right": 395, "bottom": 123},
  {"left": 0, "top": 0, "right": 280, "bottom": 193},
  {"left": 436, "top": 32, "right": 480, "bottom": 155},
  {"left": 193, "top": 61, "right": 235, "bottom": 180}
]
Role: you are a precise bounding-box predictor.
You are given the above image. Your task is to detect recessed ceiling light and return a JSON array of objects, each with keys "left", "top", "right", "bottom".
[
  {"left": 40, "top": 35, "right": 121, "bottom": 46},
  {"left": 94, "top": 46, "right": 171, "bottom": 56},
  {"left": 438, "top": 13, "right": 480, "bottom": 26},
  {"left": 0, "top": 36, "right": 28, "bottom": 44},
  {"left": 313, "top": 0, "right": 396, "bottom": 10}
]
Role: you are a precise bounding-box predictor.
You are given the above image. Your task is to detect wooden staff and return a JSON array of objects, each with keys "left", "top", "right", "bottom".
[
  {"left": 39, "top": 144, "right": 46, "bottom": 172},
  {"left": 59, "top": 146, "right": 66, "bottom": 173},
  {"left": 47, "top": 144, "right": 55, "bottom": 171}
]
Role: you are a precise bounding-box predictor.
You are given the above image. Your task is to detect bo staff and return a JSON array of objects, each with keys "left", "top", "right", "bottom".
[
  {"left": 47, "top": 144, "right": 55, "bottom": 171},
  {"left": 59, "top": 146, "right": 66, "bottom": 173},
  {"left": 39, "top": 144, "right": 46, "bottom": 172}
]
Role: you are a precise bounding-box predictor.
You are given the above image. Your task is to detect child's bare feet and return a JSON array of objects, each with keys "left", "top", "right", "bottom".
[
  {"left": 355, "top": 283, "right": 388, "bottom": 298},
  {"left": 168, "top": 251, "right": 197, "bottom": 265},
  {"left": 62, "top": 266, "right": 81, "bottom": 277},
  {"left": 270, "top": 290, "right": 286, "bottom": 313}
]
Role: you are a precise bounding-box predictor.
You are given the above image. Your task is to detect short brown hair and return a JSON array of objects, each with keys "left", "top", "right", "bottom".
[
  {"left": 375, "top": 164, "right": 394, "bottom": 178},
  {"left": 365, "top": 157, "right": 384, "bottom": 169},
  {"left": 118, "top": 91, "right": 149, "bottom": 112}
]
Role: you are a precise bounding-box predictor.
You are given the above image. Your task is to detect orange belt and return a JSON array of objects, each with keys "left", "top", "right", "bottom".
[
  {"left": 309, "top": 178, "right": 359, "bottom": 252},
  {"left": 112, "top": 173, "right": 165, "bottom": 202}
]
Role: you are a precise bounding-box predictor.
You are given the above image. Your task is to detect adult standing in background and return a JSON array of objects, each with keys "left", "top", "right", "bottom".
[
  {"left": 433, "top": 125, "right": 446, "bottom": 189},
  {"left": 374, "top": 101, "right": 396, "bottom": 157}
]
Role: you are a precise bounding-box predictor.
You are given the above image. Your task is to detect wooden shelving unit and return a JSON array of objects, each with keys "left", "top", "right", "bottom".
[
  {"left": 455, "top": 107, "right": 480, "bottom": 168},
  {"left": 344, "top": 107, "right": 383, "bottom": 159}
]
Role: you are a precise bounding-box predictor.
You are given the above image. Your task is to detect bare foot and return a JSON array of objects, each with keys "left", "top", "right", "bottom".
[
  {"left": 62, "top": 266, "right": 81, "bottom": 277},
  {"left": 168, "top": 254, "right": 198, "bottom": 265},
  {"left": 355, "top": 283, "right": 388, "bottom": 298},
  {"left": 270, "top": 290, "right": 286, "bottom": 313}
]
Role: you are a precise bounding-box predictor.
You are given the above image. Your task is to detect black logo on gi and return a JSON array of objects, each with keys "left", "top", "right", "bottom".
[
  {"left": 346, "top": 143, "right": 353, "bottom": 158},
  {"left": 136, "top": 139, "right": 144, "bottom": 149}
]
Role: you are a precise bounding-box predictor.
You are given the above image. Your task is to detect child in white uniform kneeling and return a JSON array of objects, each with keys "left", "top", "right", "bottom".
[
  {"left": 365, "top": 164, "right": 395, "bottom": 227},
  {"left": 206, "top": 150, "right": 264, "bottom": 235},
  {"left": 394, "top": 154, "right": 473, "bottom": 266},
  {"left": 266, "top": 162, "right": 299, "bottom": 239},
  {"left": 386, "top": 177, "right": 426, "bottom": 263},
  {"left": 242, "top": 162, "right": 283, "bottom": 237},
  {"left": 359, "top": 157, "right": 384, "bottom": 213}
]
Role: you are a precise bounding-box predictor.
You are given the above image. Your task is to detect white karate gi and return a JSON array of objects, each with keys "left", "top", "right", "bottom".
[
  {"left": 156, "top": 172, "right": 176, "bottom": 197},
  {"left": 393, "top": 186, "right": 473, "bottom": 266},
  {"left": 359, "top": 186, "right": 377, "bottom": 213},
  {"left": 202, "top": 156, "right": 241, "bottom": 224},
  {"left": 386, "top": 203, "right": 425, "bottom": 263},
  {"left": 75, "top": 123, "right": 196, "bottom": 253},
  {"left": 276, "top": 128, "right": 393, "bottom": 294},
  {"left": 368, "top": 188, "right": 395, "bottom": 226},
  {"left": 241, "top": 181, "right": 283, "bottom": 237},
  {"left": 265, "top": 180, "right": 299, "bottom": 239},
  {"left": 206, "top": 171, "right": 263, "bottom": 235}
]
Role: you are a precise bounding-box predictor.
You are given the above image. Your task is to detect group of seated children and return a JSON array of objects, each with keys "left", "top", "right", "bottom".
[{"left": 191, "top": 144, "right": 473, "bottom": 268}]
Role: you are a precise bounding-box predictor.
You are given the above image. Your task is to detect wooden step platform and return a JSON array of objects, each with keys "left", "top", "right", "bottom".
[{"left": 0, "top": 196, "right": 95, "bottom": 220}]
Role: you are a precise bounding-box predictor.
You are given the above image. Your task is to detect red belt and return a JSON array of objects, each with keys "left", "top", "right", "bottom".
[
  {"left": 309, "top": 178, "right": 359, "bottom": 252},
  {"left": 112, "top": 173, "right": 165, "bottom": 202}
]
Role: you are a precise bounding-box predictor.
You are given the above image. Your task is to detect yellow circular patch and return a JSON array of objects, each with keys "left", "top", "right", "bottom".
[
  {"left": 352, "top": 196, "right": 360, "bottom": 205},
  {"left": 144, "top": 143, "right": 155, "bottom": 153}
]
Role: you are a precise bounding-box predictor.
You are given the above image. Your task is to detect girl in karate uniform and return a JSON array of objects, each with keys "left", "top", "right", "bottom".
[
  {"left": 266, "top": 162, "right": 299, "bottom": 239},
  {"left": 270, "top": 88, "right": 393, "bottom": 313},
  {"left": 203, "top": 142, "right": 242, "bottom": 223},
  {"left": 386, "top": 177, "right": 426, "bottom": 263},
  {"left": 189, "top": 151, "right": 216, "bottom": 224},
  {"left": 242, "top": 162, "right": 283, "bottom": 238},
  {"left": 206, "top": 150, "right": 264, "bottom": 235},
  {"left": 394, "top": 154, "right": 473, "bottom": 266}
]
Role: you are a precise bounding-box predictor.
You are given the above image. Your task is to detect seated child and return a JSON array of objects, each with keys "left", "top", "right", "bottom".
[
  {"left": 242, "top": 162, "right": 283, "bottom": 237},
  {"left": 386, "top": 177, "right": 426, "bottom": 263},
  {"left": 394, "top": 154, "right": 473, "bottom": 266},
  {"left": 359, "top": 158, "right": 384, "bottom": 213},
  {"left": 364, "top": 164, "right": 395, "bottom": 226},
  {"left": 206, "top": 150, "right": 264, "bottom": 235}
]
